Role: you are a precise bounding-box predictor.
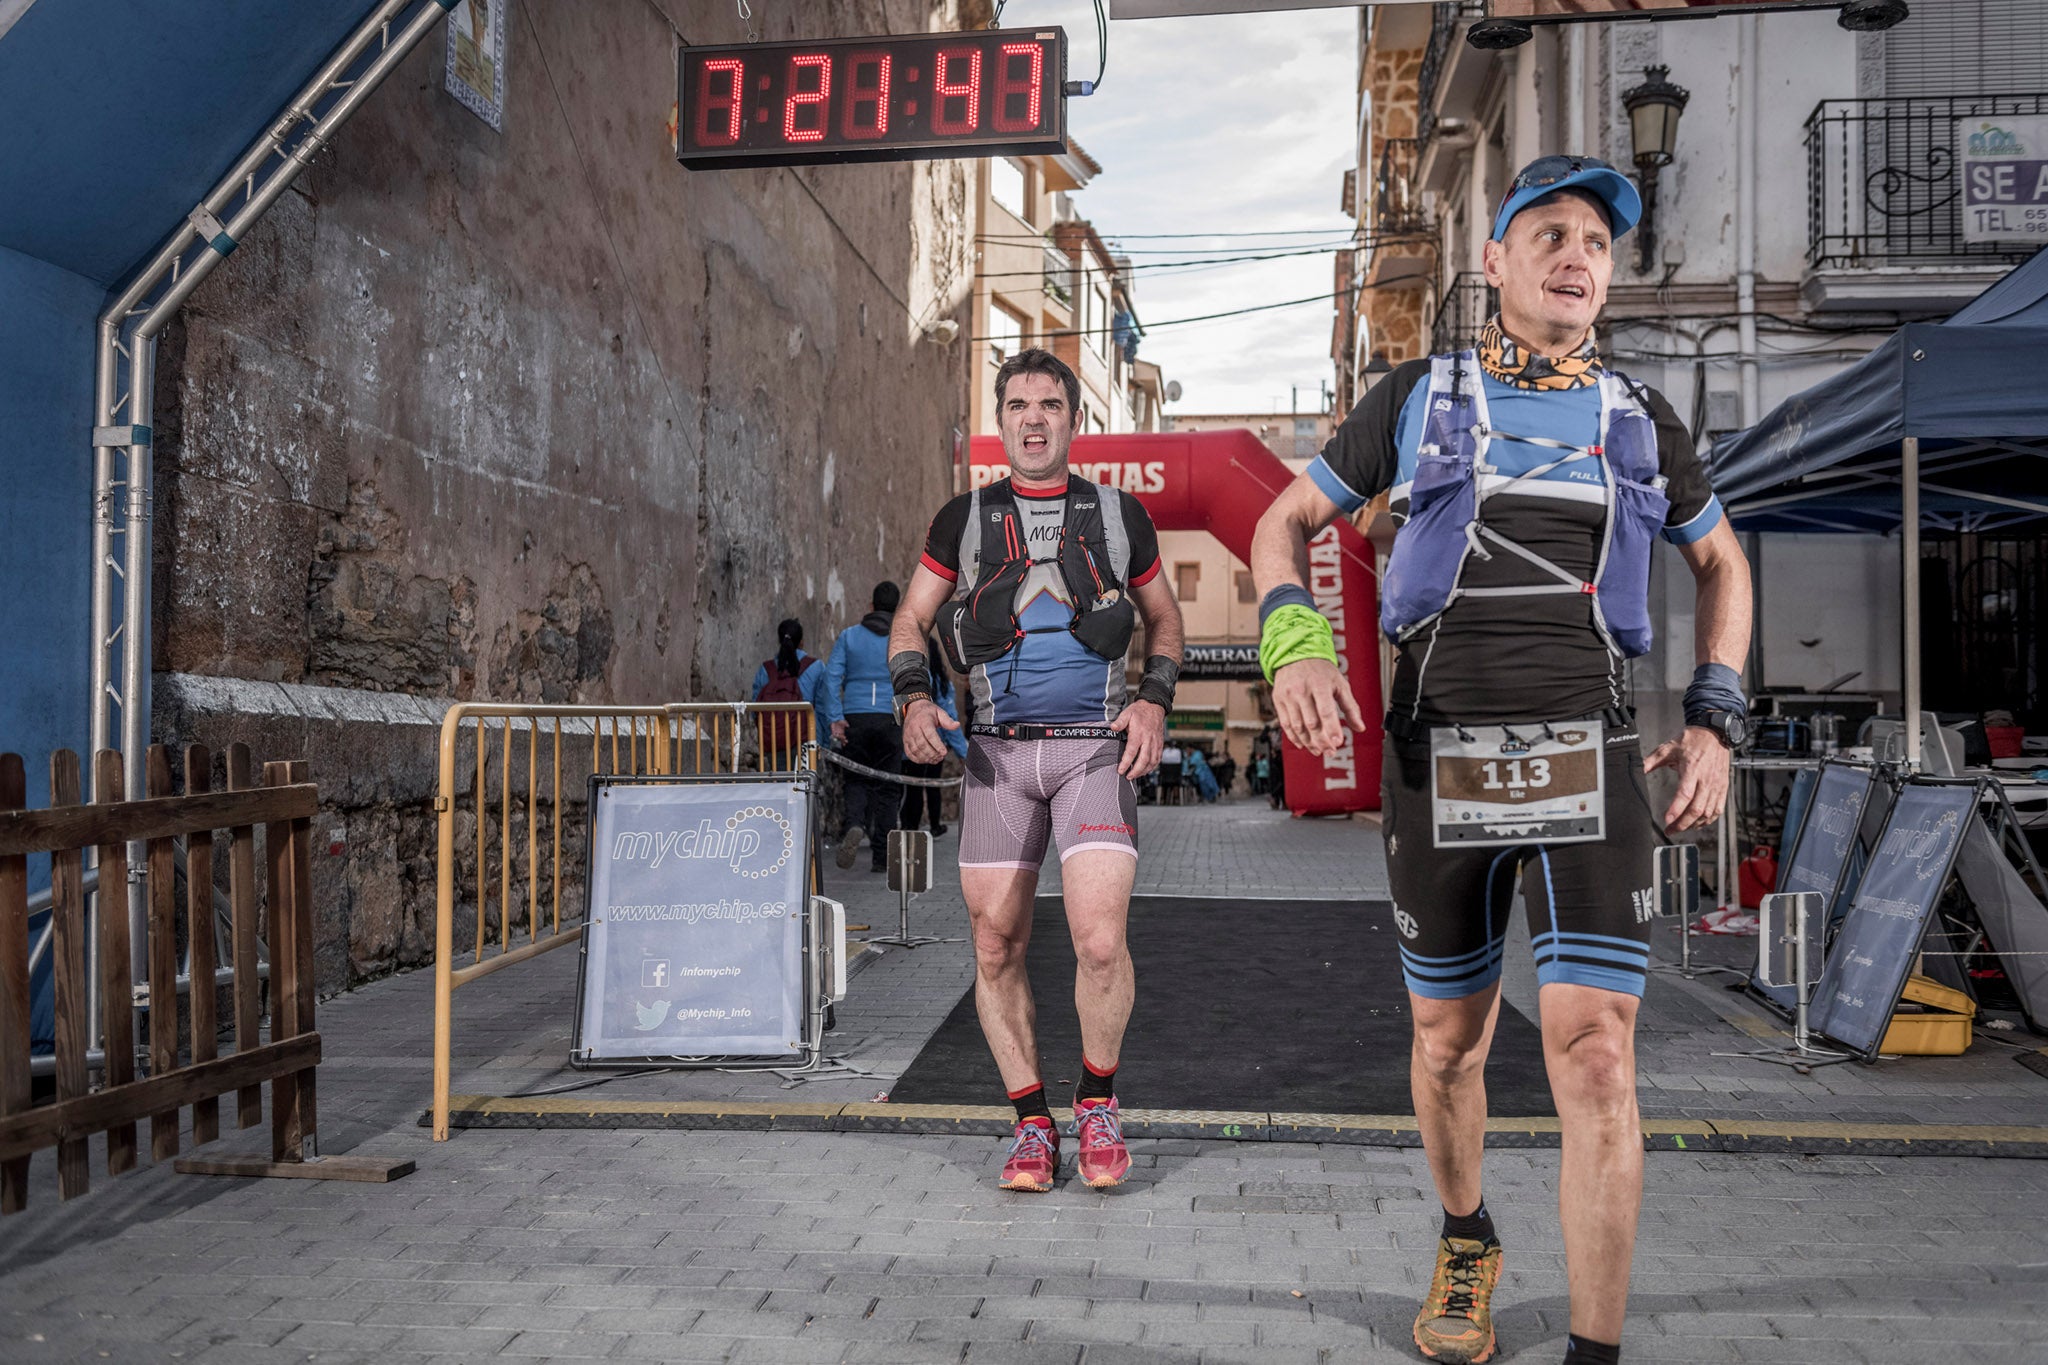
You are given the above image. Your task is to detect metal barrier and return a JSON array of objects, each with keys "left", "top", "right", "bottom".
[{"left": 430, "top": 702, "right": 817, "bottom": 1139}]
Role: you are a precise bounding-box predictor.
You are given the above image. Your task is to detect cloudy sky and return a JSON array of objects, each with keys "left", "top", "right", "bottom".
[{"left": 999, "top": 1, "right": 1360, "bottom": 415}]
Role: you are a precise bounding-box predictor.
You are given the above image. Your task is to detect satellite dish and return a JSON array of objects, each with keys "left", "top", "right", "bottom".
[{"left": 1165, "top": 380, "right": 1183, "bottom": 403}]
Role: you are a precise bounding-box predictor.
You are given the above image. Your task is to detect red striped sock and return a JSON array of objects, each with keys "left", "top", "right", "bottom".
[
  {"left": 1007, "top": 1082, "right": 1053, "bottom": 1127},
  {"left": 1076, "top": 1056, "right": 1116, "bottom": 1106}
]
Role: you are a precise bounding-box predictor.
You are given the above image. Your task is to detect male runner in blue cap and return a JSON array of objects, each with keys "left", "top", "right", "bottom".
[{"left": 1253, "top": 156, "right": 1754, "bottom": 1364}]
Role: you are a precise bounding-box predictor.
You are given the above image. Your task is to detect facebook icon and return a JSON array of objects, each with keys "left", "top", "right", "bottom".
[{"left": 642, "top": 959, "right": 669, "bottom": 989}]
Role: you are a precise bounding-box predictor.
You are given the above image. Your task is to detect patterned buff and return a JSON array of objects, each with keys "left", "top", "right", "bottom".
[{"left": 1477, "top": 315, "right": 1602, "bottom": 391}]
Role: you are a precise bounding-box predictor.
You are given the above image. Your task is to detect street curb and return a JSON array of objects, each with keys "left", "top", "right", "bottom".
[{"left": 426, "top": 1096, "right": 2048, "bottom": 1157}]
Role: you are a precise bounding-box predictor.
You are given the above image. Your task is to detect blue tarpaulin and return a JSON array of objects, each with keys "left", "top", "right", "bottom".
[{"left": 1709, "top": 248, "right": 2048, "bottom": 533}]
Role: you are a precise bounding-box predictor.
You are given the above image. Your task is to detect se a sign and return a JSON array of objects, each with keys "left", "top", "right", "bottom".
[
  {"left": 1961, "top": 115, "right": 2048, "bottom": 244},
  {"left": 677, "top": 28, "right": 1067, "bottom": 170}
]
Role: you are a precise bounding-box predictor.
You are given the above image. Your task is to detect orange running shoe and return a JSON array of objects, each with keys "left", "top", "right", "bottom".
[
  {"left": 1412, "top": 1235, "right": 1502, "bottom": 1363},
  {"left": 1072, "top": 1097, "right": 1131, "bottom": 1189},
  {"left": 998, "top": 1118, "right": 1059, "bottom": 1192}
]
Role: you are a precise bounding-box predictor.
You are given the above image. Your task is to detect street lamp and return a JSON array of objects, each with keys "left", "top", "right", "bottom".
[
  {"left": 1621, "top": 65, "right": 1689, "bottom": 276},
  {"left": 1362, "top": 351, "right": 1394, "bottom": 391}
]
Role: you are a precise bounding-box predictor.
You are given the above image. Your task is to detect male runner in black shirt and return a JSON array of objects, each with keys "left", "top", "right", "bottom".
[{"left": 1254, "top": 157, "right": 1752, "bottom": 1365}]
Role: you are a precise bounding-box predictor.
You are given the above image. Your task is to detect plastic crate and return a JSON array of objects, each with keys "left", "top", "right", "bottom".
[{"left": 1879, "top": 974, "right": 1976, "bottom": 1055}]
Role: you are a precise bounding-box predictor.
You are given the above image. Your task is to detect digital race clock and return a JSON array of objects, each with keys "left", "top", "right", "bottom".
[{"left": 676, "top": 28, "right": 1068, "bottom": 171}]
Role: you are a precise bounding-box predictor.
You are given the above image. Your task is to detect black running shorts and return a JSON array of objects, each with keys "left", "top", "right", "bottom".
[{"left": 1381, "top": 721, "right": 1663, "bottom": 1000}]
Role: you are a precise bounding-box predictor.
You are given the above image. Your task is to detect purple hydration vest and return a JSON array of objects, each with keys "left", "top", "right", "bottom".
[{"left": 1379, "top": 352, "right": 1671, "bottom": 659}]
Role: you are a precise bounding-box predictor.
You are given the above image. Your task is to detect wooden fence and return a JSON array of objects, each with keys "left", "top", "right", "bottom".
[{"left": 0, "top": 744, "right": 408, "bottom": 1213}]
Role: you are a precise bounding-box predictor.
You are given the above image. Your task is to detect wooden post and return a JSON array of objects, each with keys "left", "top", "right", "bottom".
[
  {"left": 92, "top": 751, "right": 139, "bottom": 1176},
  {"left": 184, "top": 746, "right": 220, "bottom": 1147},
  {"left": 145, "top": 747, "right": 181, "bottom": 1162},
  {"left": 226, "top": 745, "right": 263, "bottom": 1130},
  {"left": 0, "top": 754, "right": 29, "bottom": 1212},
  {"left": 48, "top": 752, "right": 90, "bottom": 1200},
  {"left": 260, "top": 760, "right": 318, "bottom": 1162}
]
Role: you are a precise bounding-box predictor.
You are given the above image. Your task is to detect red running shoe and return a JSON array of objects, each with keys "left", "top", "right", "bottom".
[
  {"left": 998, "top": 1118, "right": 1059, "bottom": 1192},
  {"left": 1072, "top": 1097, "right": 1131, "bottom": 1189}
]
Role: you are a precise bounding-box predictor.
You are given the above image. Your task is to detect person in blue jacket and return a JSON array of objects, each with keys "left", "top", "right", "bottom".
[
  {"left": 821, "top": 582, "right": 902, "bottom": 872},
  {"left": 899, "top": 636, "right": 967, "bottom": 838}
]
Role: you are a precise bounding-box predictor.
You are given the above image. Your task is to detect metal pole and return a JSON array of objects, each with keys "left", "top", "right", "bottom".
[{"left": 1904, "top": 435, "right": 1922, "bottom": 769}]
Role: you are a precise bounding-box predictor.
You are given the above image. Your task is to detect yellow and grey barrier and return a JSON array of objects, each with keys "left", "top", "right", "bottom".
[{"left": 430, "top": 701, "right": 816, "bottom": 1140}]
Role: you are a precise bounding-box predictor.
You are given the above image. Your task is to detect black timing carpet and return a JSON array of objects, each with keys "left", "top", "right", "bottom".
[{"left": 887, "top": 896, "right": 1557, "bottom": 1116}]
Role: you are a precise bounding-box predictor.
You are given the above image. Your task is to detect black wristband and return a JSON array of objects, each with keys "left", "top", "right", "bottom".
[
  {"left": 889, "top": 650, "right": 931, "bottom": 701},
  {"left": 1136, "top": 654, "right": 1179, "bottom": 711}
]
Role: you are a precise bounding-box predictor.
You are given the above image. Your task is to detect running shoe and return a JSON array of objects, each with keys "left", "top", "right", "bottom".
[
  {"left": 1071, "top": 1097, "right": 1131, "bottom": 1189},
  {"left": 1412, "top": 1235, "right": 1502, "bottom": 1363},
  {"left": 835, "top": 824, "right": 865, "bottom": 870},
  {"left": 998, "top": 1118, "right": 1059, "bottom": 1192}
]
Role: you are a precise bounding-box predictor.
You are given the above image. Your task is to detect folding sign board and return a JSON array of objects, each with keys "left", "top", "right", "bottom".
[
  {"left": 1756, "top": 892, "right": 1825, "bottom": 992},
  {"left": 1806, "top": 782, "right": 1976, "bottom": 1060},
  {"left": 1751, "top": 761, "right": 1881, "bottom": 1017},
  {"left": 572, "top": 774, "right": 816, "bottom": 1065},
  {"left": 1652, "top": 842, "right": 1699, "bottom": 920}
]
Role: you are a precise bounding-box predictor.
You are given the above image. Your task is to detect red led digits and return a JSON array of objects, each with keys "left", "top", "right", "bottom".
[
  {"left": 991, "top": 42, "right": 1043, "bottom": 133},
  {"left": 930, "top": 44, "right": 983, "bottom": 136},
  {"left": 696, "top": 57, "right": 745, "bottom": 146},
  {"left": 782, "top": 53, "right": 831, "bottom": 142},
  {"left": 841, "top": 52, "right": 892, "bottom": 140}
]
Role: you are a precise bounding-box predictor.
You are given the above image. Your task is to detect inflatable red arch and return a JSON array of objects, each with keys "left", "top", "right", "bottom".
[{"left": 968, "top": 431, "right": 1382, "bottom": 816}]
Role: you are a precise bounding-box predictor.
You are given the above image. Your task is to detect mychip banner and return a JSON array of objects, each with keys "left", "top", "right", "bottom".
[{"left": 574, "top": 776, "right": 812, "bottom": 1063}]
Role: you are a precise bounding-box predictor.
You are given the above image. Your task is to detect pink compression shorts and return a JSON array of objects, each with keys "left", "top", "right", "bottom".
[{"left": 959, "top": 735, "right": 1139, "bottom": 870}]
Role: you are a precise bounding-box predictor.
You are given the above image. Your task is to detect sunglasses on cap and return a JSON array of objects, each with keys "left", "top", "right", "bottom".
[{"left": 1500, "top": 155, "right": 1621, "bottom": 209}]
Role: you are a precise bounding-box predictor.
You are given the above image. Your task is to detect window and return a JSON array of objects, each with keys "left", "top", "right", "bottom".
[
  {"left": 1174, "top": 562, "right": 1201, "bottom": 601},
  {"left": 987, "top": 301, "right": 1023, "bottom": 366},
  {"left": 1235, "top": 570, "right": 1257, "bottom": 605},
  {"left": 990, "top": 157, "right": 1027, "bottom": 218},
  {"left": 1089, "top": 283, "right": 1111, "bottom": 357},
  {"left": 1882, "top": 0, "right": 2048, "bottom": 95}
]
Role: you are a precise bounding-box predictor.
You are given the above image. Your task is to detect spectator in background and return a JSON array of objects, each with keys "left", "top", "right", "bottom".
[
  {"left": 1213, "top": 751, "right": 1238, "bottom": 797},
  {"left": 822, "top": 581, "right": 902, "bottom": 873},
  {"left": 899, "top": 636, "right": 966, "bottom": 838},
  {"left": 752, "top": 617, "right": 822, "bottom": 769}
]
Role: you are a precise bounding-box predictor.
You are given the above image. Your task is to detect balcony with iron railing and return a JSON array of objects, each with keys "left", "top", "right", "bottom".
[
  {"left": 1417, "top": 1, "right": 1485, "bottom": 144},
  {"left": 1043, "top": 242, "right": 1073, "bottom": 307},
  {"left": 1430, "top": 271, "right": 1496, "bottom": 355},
  {"left": 1805, "top": 93, "right": 2048, "bottom": 311}
]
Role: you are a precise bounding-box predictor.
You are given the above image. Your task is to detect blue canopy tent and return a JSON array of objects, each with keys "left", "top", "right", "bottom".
[{"left": 1708, "top": 247, "right": 2048, "bottom": 763}]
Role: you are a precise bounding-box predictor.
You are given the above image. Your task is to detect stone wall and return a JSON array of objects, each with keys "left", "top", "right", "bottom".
[
  {"left": 1364, "top": 42, "right": 1431, "bottom": 366},
  {"left": 150, "top": 0, "right": 986, "bottom": 993}
]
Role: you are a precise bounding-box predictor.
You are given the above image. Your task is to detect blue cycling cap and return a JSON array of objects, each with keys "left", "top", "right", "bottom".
[{"left": 1491, "top": 155, "right": 1642, "bottom": 242}]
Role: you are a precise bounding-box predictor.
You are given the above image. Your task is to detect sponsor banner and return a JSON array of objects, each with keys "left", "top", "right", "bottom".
[
  {"left": 1181, "top": 643, "right": 1262, "bottom": 681},
  {"left": 577, "top": 779, "right": 809, "bottom": 1060},
  {"left": 1960, "top": 114, "right": 2048, "bottom": 244}
]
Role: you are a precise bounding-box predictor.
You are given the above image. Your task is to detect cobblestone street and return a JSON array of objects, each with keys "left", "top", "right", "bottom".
[{"left": 5, "top": 800, "right": 2048, "bottom": 1363}]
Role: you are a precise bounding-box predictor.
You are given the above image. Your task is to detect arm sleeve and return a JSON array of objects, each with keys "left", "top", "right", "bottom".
[
  {"left": 920, "top": 494, "right": 972, "bottom": 582},
  {"left": 1120, "top": 495, "right": 1162, "bottom": 588},
  {"left": 1645, "top": 387, "right": 1726, "bottom": 545},
  {"left": 819, "top": 637, "right": 848, "bottom": 728},
  {"left": 1305, "top": 359, "right": 1426, "bottom": 513}
]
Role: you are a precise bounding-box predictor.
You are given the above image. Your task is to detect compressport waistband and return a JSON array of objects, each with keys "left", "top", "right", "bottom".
[{"left": 968, "top": 722, "right": 1125, "bottom": 742}]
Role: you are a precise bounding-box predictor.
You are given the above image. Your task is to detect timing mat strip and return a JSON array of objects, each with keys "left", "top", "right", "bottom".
[{"left": 428, "top": 1095, "right": 2048, "bottom": 1158}]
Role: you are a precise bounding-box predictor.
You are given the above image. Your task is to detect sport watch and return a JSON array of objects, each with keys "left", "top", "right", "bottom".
[{"left": 1693, "top": 709, "right": 1749, "bottom": 750}]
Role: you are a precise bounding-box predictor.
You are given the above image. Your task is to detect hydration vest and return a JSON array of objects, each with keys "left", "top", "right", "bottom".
[
  {"left": 935, "top": 476, "right": 1137, "bottom": 674},
  {"left": 1379, "top": 352, "right": 1671, "bottom": 659}
]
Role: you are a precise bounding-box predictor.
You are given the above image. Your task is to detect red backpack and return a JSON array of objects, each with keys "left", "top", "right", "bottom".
[{"left": 758, "top": 654, "right": 815, "bottom": 703}]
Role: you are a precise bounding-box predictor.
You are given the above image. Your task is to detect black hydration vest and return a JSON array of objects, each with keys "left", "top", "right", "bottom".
[{"left": 935, "top": 476, "right": 1137, "bottom": 674}]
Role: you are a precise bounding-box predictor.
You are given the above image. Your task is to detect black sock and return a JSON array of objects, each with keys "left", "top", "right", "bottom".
[
  {"left": 1008, "top": 1084, "right": 1053, "bottom": 1127},
  {"left": 1564, "top": 1333, "right": 1620, "bottom": 1365},
  {"left": 1075, "top": 1056, "right": 1116, "bottom": 1105},
  {"left": 1441, "top": 1199, "right": 1496, "bottom": 1244}
]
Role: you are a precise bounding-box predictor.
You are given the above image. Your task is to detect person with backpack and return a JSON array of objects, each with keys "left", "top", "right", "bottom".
[
  {"left": 898, "top": 636, "right": 967, "bottom": 838},
  {"left": 752, "top": 618, "right": 822, "bottom": 770}
]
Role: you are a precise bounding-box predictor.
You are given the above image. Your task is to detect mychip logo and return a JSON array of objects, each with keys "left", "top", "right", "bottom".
[{"left": 610, "top": 806, "right": 795, "bottom": 881}]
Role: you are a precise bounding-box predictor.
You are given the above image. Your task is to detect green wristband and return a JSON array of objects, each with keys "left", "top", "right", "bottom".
[{"left": 1258, "top": 603, "right": 1339, "bottom": 684}]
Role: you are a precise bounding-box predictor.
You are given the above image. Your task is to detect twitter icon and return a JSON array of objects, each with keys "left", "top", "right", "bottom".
[{"left": 634, "top": 999, "right": 672, "bottom": 1031}]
